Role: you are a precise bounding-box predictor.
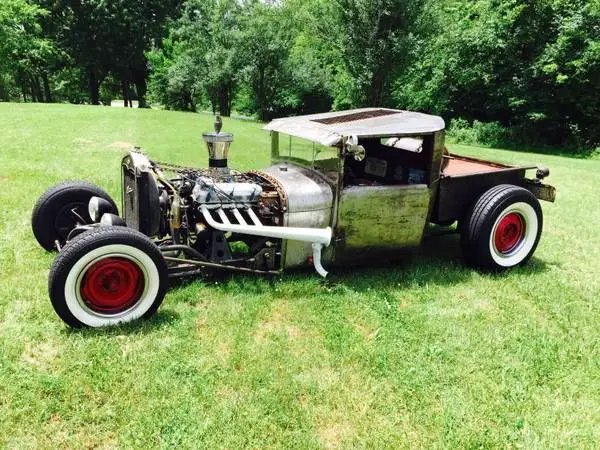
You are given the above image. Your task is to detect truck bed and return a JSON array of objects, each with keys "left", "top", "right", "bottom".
[
  {"left": 442, "top": 154, "right": 532, "bottom": 177},
  {"left": 433, "top": 154, "right": 537, "bottom": 223}
]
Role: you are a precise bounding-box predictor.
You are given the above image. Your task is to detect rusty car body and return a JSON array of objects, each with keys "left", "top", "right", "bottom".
[{"left": 32, "top": 108, "right": 555, "bottom": 327}]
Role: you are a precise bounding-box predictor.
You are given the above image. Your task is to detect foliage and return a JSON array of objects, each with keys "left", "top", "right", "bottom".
[
  {"left": 52, "top": 0, "right": 178, "bottom": 106},
  {"left": 147, "top": 36, "right": 203, "bottom": 111},
  {"left": 0, "top": 0, "right": 57, "bottom": 102},
  {"left": 147, "top": 0, "right": 242, "bottom": 114},
  {"left": 395, "top": 0, "right": 600, "bottom": 147},
  {"left": 1, "top": 0, "right": 600, "bottom": 147},
  {"left": 448, "top": 118, "right": 512, "bottom": 148},
  {"left": 333, "top": 0, "right": 425, "bottom": 107},
  {"left": 235, "top": 1, "right": 297, "bottom": 120}
]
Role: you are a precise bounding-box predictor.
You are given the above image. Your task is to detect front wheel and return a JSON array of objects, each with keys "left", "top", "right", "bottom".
[
  {"left": 48, "top": 227, "right": 168, "bottom": 327},
  {"left": 460, "top": 184, "right": 543, "bottom": 270}
]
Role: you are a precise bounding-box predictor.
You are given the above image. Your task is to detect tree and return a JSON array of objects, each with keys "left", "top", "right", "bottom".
[
  {"left": 235, "top": 1, "right": 296, "bottom": 120},
  {"left": 148, "top": 0, "right": 243, "bottom": 115},
  {"left": 0, "top": 0, "right": 57, "bottom": 102},
  {"left": 49, "top": 0, "right": 178, "bottom": 106}
]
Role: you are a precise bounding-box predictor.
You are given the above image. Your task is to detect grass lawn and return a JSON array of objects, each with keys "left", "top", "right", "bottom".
[{"left": 1, "top": 103, "right": 599, "bottom": 448}]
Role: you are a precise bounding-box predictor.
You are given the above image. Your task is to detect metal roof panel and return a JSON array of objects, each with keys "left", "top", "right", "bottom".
[{"left": 264, "top": 108, "right": 445, "bottom": 146}]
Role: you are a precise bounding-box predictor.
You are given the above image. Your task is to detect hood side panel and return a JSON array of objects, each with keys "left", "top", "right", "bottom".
[
  {"left": 258, "top": 164, "right": 335, "bottom": 268},
  {"left": 260, "top": 164, "right": 334, "bottom": 213}
]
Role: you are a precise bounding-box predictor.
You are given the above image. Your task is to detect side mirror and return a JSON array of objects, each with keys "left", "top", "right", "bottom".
[{"left": 345, "top": 135, "right": 366, "bottom": 162}]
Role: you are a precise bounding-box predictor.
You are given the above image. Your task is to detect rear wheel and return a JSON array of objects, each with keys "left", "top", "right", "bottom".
[
  {"left": 48, "top": 227, "right": 168, "bottom": 327},
  {"left": 460, "top": 184, "right": 543, "bottom": 270},
  {"left": 32, "top": 181, "right": 117, "bottom": 251}
]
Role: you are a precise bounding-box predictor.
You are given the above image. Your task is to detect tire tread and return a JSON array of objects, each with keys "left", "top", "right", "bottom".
[{"left": 32, "top": 181, "right": 117, "bottom": 250}]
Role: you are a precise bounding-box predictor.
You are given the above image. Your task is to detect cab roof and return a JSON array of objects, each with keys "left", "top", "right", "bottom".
[{"left": 263, "top": 108, "right": 445, "bottom": 147}]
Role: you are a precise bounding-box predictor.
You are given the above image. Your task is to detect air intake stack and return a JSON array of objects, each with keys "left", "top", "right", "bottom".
[{"left": 203, "top": 115, "right": 233, "bottom": 173}]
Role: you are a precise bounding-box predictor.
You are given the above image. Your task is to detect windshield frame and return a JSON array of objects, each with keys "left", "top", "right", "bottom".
[{"left": 270, "top": 131, "right": 342, "bottom": 176}]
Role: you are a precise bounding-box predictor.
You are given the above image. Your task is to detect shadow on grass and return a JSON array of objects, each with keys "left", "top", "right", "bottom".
[
  {"left": 63, "top": 308, "right": 182, "bottom": 336},
  {"left": 171, "top": 229, "right": 550, "bottom": 296},
  {"left": 63, "top": 231, "right": 551, "bottom": 335}
]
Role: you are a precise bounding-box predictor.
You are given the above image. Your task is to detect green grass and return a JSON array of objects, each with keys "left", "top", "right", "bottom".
[{"left": 1, "top": 103, "right": 599, "bottom": 448}]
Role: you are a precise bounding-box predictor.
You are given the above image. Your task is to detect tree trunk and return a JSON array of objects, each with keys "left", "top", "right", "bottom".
[
  {"left": 88, "top": 69, "right": 100, "bottom": 105},
  {"left": 367, "top": 64, "right": 388, "bottom": 106},
  {"left": 28, "top": 81, "right": 36, "bottom": 102},
  {"left": 29, "top": 74, "right": 42, "bottom": 102},
  {"left": 256, "top": 68, "right": 266, "bottom": 120},
  {"left": 184, "top": 91, "right": 196, "bottom": 112},
  {"left": 121, "top": 79, "right": 129, "bottom": 107},
  {"left": 134, "top": 77, "right": 148, "bottom": 108},
  {"left": 218, "top": 85, "right": 231, "bottom": 117},
  {"left": 130, "top": 63, "right": 149, "bottom": 108},
  {"left": 42, "top": 72, "right": 53, "bottom": 103},
  {"left": 16, "top": 70, "right": 28, "bottom": 102}
]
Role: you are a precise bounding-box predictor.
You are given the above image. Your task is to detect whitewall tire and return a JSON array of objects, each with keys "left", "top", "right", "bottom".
[
  {"left": 461, "top": 184, "right": 543, "bottom": 270},
  {"left": 48, "top": 227, "right": 168, "bottom": 327}
]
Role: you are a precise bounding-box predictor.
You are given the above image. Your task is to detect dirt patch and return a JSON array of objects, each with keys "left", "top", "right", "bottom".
[
  {"left": 353, "top": 322, "right": 379, "bottom": 341},
  {"left": 348, "top": 312, "right": 380, "bottom": 342},
  {"left": 0, "top": 176, "right": 8, "bottom": 182},
  {"left": 474, "top": 299, "right": 495, "bottom": 312},
  {"left": 196, "top": 316, "right": 207, "bottom": 331},
  {"left": 215, "top": 341, "right": 231, "bottom": 367},
  {"left": 297, "top": 367, "right": 341, "bottom": 390},
  {"left": 287, "top": 325, "right": 301, "bottom": 339},
  {"left": 254, "top": 300, "right": 299, "bottom": 342},
  {"left": 21, "top": 341, "right": 59, "bottom": 370},
  {"left": 119, "top": 338, "right": 146, "bottom": 358},
  {"left": 252, "top": 300, "right": 328, "bottom": 361},
  {"left": 296, "top": 394, "right": 309, "bottom": 408},
  {"left": 72, "top": 137, "right": 94, "bottom": 145},
  {"left": 108, "top": 141, "right": 135, "bottom": 149},
  {"left": 216, "top": 385, "right": 236, "bottom": 400},
  {"left": 317, "top": 421, "right": 354, "bottom": 449}
]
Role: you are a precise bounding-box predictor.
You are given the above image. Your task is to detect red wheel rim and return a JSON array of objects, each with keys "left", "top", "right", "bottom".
[
  {"left": 494, "top": 212, "right": 525, "bottom": 254},
  {"left": 80, "top": 257, "right": 145, "bottom": 313}
]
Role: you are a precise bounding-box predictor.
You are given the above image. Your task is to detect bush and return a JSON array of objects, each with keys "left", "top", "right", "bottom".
[
  {"left": 447, "top": 118, "right": 511, "bottom": 147},
  {"left": 472, "top": 121, "right": 512, "bottom": 147},
  {"left": 447, "top": 118, "right": 476, "bottom": 144}
]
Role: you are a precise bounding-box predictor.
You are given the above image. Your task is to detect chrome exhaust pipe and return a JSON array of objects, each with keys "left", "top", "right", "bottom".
[
  {"left": 200, "top": 205, "right": 332, "bottom": 276},
  {"left": 201, "top": 206, "right": 331, "bottom": 246}
]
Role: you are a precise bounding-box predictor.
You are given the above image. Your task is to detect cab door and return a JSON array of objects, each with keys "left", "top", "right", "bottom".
[{"left": 334, "top": 184, "right": 431, "bottom": 264}]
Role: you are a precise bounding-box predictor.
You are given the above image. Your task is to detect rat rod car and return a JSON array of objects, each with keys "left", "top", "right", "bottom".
[{"left": 32, "top": 108, "right": 555, "bottom": 327}]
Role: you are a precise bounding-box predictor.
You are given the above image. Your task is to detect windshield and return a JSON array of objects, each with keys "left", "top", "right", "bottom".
[{"left": 271, "top": 132, "right": 340, "bottom": 180}]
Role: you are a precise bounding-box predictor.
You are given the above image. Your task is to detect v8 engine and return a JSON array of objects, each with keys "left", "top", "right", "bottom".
[{"left": 122, "top": 153, "right": 287, "bottom": 273}]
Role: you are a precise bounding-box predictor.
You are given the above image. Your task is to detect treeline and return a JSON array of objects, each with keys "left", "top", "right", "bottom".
[
  {"left": 1, "top": 0, "right": 599, "bottom": 148},
  {"left": 0, "top": 0, "right": 177, "bottom": 106}
]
